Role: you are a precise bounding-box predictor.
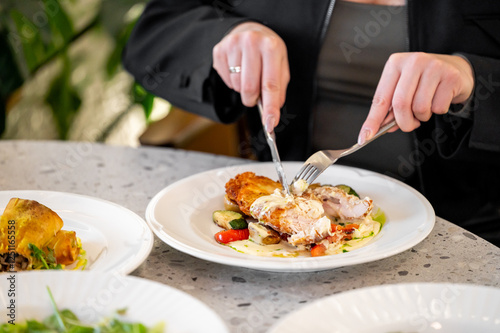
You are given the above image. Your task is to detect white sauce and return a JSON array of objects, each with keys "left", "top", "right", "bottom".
[
  {"left": 228, "top": 239, "right": 306, "bottom": 257},
  {"left": 226, "top": 216, "right": 382, "bottom": 258}
]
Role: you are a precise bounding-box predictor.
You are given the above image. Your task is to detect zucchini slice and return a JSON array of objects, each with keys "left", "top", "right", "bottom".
[
  {"left": 213, "top": 210, "right": 245, "bottom": 230},
  {"left": 335, "top": 184, "right": 360, "bottom": 198},
  {"left": 248, "top": 222, "right": 281, "bottom": 245}
]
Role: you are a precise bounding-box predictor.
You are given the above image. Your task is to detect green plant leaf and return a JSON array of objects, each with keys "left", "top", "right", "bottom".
[
  {"left": 9, "top": 9, "right": 47, "bottom": 72},
  {"left": 45, "top": 0, "right": 74, "bottom": 50},
  {"left": 106, "top": 18, "right": 137, "bottom": 78},
  {"left": 133, "top": 82, "right": 155, "bottom": 121},
  {"left": 45, "top": 54, "right": 81, "bottom": 139}
]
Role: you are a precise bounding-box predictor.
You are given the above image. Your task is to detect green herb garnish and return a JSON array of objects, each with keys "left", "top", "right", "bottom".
[
  {"left": 0, "top": 287, "right": 165, "bottom": 332},
  {"left": 28, "top": 244, "right": 63, "bottom": 270}
]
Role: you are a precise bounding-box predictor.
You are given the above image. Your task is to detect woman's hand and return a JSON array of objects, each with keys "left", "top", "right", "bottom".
[
  {"left": 358, "top": 52, "right": 474, "bottom": 144},
  {"left": 213, "top": 22, "right": 290, "bottom": 131}
]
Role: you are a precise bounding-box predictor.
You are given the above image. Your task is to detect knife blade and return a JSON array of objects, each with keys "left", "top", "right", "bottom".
[{"left": 257, "top": 99, "right": 292, "bottom": 196}]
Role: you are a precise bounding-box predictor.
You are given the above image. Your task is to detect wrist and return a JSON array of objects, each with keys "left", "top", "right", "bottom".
[{"left": 451, "top": 54, "right": 475, "bottom": 104}]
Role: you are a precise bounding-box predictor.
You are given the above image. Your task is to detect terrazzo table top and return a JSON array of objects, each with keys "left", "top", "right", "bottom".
[{"left": 1, "top": 140, "right": 499, "bottom": 332}]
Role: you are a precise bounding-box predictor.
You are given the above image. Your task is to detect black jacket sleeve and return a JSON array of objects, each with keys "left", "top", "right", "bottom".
[
  {"left": 410, "top": 0, "right": 500, "bottom": 154},
  {"left": 122, "top": 0, "right": 251, "bottom": 123},
  {"left": 463, "top": 53, "right": 500, "bottom": 153}
]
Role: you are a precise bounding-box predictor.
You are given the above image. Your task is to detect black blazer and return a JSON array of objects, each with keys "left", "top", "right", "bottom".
[
  {"left": 123, "top": 0, "right": 500, "bottom": 244},
  {"left": 123, "top": 0, "right": 500, "bottom": 159}
]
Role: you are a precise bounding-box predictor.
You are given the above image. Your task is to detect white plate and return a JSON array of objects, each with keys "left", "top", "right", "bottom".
[
  {"left": 0, "top": 190, "right": 153, "bottom": 274},
  {"left": 146, "top": 162, "right": 435, "bottom": 272},
  {"left": 268, "top": 283, "right": 500, "bottom": 333},
  {"left": 0, "top": 271, "right": 229, "bottom": 332}
]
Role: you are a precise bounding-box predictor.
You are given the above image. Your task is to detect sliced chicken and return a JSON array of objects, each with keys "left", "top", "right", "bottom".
[
  {"left": 249, "top": 191, "right": 332, "bottom": 246},
  {"left": 225, "top": 173, "right": 374, "bottom": 247},
  {"left": 310, "top": 186, "right": 373, "bottom": 220}
]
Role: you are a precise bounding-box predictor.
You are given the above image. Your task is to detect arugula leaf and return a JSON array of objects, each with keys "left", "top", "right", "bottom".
[{"left": 28, "top": 243, "right": 63, "bottom": 270}]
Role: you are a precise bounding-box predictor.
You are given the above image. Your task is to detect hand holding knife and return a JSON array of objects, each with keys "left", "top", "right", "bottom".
[{"left": 257, "top": 99, "right": 292, "bottom": 197}]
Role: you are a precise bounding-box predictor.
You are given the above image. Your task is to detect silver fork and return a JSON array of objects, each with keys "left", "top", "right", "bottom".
[{"left": 292, "top": 119, "right": 397, "bottom": 186}]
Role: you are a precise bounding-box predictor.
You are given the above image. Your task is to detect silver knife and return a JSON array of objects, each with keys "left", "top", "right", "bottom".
[{"left": 257, "top": 99, "right": 292, "bottom": 196}]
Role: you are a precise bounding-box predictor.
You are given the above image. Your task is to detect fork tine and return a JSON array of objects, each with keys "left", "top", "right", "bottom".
[
  {"left": 293, "top": 164, "right": 310, "bottom": 182},
  {"left": 304, "top": 168, "right": 321, "bottom": 184},
  {"left": 294, "top": 163, "right": 319, "bottom": 184}
]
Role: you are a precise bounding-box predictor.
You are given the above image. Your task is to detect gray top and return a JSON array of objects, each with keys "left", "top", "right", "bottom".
[
  {"left": 1, "top": 140, "right": 499, "bottom": 333},
  {"left": 313, "top": 1, "right": 411, "bottom": 177}
]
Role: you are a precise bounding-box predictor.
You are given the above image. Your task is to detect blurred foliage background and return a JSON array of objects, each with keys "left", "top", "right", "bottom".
[{"left": 0, "top": 0, "right": 168, "bottom": 146}]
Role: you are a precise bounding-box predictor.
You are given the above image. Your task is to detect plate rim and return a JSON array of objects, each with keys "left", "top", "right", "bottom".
[
  {"left": 0, "top": 189, "right": 154, "bottom": 274},
  {"left": 3, "top": 270, "right": 230, "bottom": 332},
  {"left": 146, "top": 162, "right": 435, "bottom": 272},
  {"left": 268, "top": 282, "right": 500, "bottom": 332}
]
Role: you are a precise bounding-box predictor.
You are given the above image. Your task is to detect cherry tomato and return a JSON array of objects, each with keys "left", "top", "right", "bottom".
[
  {"left": 310, "top": 243, "right": 326, "bottom": 257},
  {"left": 214, "top": 229, "right": 249, "bottom": 244}
]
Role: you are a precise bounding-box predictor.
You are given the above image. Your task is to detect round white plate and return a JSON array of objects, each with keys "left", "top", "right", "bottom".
[
  {"left": 268, "top": 283, "right": 500, "bottom": 333},
  {"left": 0, "top": 190, "right": 153, "bottom": 274},
  {"left": 0, "top": 271, "right": 229, "bottom": 332},
  {"left": 146, "top": 162, "right": 435, "bottom": 272}
]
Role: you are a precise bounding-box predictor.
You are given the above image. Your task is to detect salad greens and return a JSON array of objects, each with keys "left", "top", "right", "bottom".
[
  {"left": 28, "top": 244, "right": 63, "bottom": 270},
  {"left": 28, "top": 242, "right": 87, "bottom": 271},
  {"left": 0, "top": 287, "right": 165, "bottom": 333}
]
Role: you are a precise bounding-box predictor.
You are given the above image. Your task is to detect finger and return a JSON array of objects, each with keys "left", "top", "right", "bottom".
[
  {"left": 411, "top": 67, "right": 441, "bottom": 122},
  {"left": 358, "top": 59, "right": 400, "bottom": 144},
  {"left": 212, "top": 43, "right": 233, "bottom": 90},
  {"left": 279, "top": 54, "right": 290, "bottom": 108},
  {"left": 260, "top": 41, "right": 284, "bottom": 130},
  {"left": 382, "top": 108, "right": 399, "bottom": 133},
  {"left": 391, "top": 65, "right": 422, "bottom": 132},
  {"left": 431, "top": 81, "right": 454, "bottom": 115},
  {"left": 228, "top": 48, "right": 243, "bottom": 93},
  {"left": 240, "top": 42, "right": 262, "bottom": 107}
]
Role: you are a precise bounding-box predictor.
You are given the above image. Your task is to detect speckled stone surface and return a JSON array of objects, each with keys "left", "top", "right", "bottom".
[{"left": 1, "top": 140, "right": 499, "bottom": 333}]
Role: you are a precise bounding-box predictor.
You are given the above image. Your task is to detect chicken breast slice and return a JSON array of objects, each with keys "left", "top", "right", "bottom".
[
  {"left": 250, "top": 190, "right": 332, "bottom": 246},
  {"left": 311, "top": 186, "right": 373, "bottom": 220}
]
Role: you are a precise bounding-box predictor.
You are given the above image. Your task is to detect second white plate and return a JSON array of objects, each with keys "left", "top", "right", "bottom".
[
  {"left": 0, "top": 271, "right": 229, "bottom": 332},
  {"left": 146, "top": 162, "right": 435, "bottom": 272},
  {"left": 268, "top": 283, "right": 500, "bottom": 332},
  {"left": 0, "top": 190, "right": 153, "bottom": 274}
]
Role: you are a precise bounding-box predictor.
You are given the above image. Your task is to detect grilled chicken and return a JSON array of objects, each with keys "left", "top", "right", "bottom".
[
  {"left": 225, "top": 173, "right": 373, "bottom": 247},
  {"left": 250, "top": 191, "right": 332, "bottom": 246},
  {"left": 225, "top": 172, "right": 281, "bottom": 216}
]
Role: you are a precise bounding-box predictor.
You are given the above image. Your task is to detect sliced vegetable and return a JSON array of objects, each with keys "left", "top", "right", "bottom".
[
  {"left": 214, "top": 229, "right": 249, "bottom": 244},
  {"left": 248, "top": 222, "right": 281, "bottom": 245},
  {"left": 310, "top": 243, "right": 326, "bottom": 257},
  {"left": 335, "top": 184, "right": 359, "bottom": 198},
  {"left": 229, "top": 218, "right": 248, "bottom": 230},
  {"left": 212, "top": 210, "right": 244, "bottom": 230}
]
